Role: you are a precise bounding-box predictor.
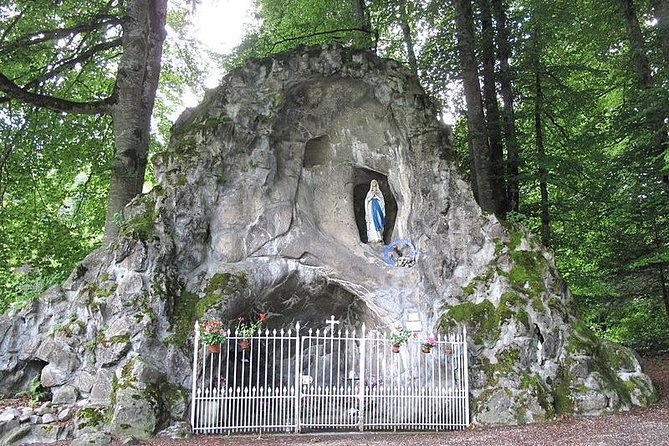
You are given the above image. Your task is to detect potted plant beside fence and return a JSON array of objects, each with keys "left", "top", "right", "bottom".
[
  {"left": 390, "top": 328, "right": 411, "bottom": 353},
  {"left": 235, "top": 313, "right": 266, "bottom": 350},
  {"left": 201, "top": 320, "right": 227, "bottom": 353},
  {"left": 422, "top": 337, "right": 437, "bottom": 353}
]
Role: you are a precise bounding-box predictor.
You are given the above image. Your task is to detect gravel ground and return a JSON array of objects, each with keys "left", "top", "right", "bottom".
[
  {"left": 19, "top": 354, "right": 669, "bottom": 446},
  {"left": 132, "top": 354, "right": 669, "bottom": 446}
]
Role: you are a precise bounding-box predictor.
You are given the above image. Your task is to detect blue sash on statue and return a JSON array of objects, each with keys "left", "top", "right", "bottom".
[{"left": 371, "top": 197, "right": 385, "bottom": 231}]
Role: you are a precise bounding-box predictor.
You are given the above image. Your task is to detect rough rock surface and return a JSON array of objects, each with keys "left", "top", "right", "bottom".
[{"left": 0, "top": 45, "right": 658, "bottom": 441}]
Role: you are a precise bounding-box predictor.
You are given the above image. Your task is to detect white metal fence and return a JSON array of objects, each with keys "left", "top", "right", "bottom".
[{"left": 190, "top": 317, "right": 469, "bottom": 434}]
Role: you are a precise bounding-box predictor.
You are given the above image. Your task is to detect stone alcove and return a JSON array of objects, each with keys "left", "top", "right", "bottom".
[
  {"left": 303, "top": 135, "right": 330, "bottom": 168},
  {"left": 257, "top": 271, "right": 374, "bottom": 330},
  {"left": 353, "top": 168, "right": 397, "bottom": 244}
]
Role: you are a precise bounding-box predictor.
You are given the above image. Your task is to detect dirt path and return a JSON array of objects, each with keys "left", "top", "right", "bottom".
[{"left": 133, "top": 354, "right": 669, "bottom": 446}]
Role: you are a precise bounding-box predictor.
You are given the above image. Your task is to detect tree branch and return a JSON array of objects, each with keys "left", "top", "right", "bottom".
[
  {"left": 24, "top": 38, "right": 122, "bottom": 90},
  {"left": 0, "top": 72, "right": 114, "bottom": 115},
  {"left": 0, "top": 16, "right": 122, "bottom": 54},
  {"left": 265, "top": 28, "right": 375, "bottom": 55},
  {"left": 0, "top": 11, "right": 25, "bottom": 44}
]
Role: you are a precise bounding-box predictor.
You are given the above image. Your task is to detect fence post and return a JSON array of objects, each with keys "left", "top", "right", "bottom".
[
  {"left": 294, "top": 322, "right": 302, "bottom": 433},
  {"left": 190, "top": 321, "right": 200, "bottom": 432},
  {"left": 462, "top": 325, "right": 470, "bottom": 426},
  {"left": 358, "top": 323, "right": 366, "bottom": 432}
]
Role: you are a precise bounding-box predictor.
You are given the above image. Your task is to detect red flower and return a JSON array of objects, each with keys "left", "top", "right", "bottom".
[{"left": 258, "top": 313, "right": 267, "bottom": 321}]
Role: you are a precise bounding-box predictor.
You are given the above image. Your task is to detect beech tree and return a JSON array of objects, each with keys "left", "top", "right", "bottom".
[{"left": 0, "top": 0, "right": 168, "bottom": 244}]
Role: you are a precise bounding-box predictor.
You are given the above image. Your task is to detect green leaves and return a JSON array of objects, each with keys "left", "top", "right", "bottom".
[{"left": 224, "top": 0, "right": 375, "bottom": 68}]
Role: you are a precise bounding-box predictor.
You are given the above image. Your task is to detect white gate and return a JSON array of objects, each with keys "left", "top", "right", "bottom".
[{"left": 190, "top": 318, "right": 469, "bottom": 434}]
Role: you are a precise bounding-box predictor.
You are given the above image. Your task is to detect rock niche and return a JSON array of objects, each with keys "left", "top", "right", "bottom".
[{"left": 0, "top": 45, "right": 658, "bottom": 442}]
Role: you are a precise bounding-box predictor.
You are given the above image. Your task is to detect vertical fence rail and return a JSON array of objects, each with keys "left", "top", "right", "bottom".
[{"left": 191, "top": 319, "right": 469, "bottom": 434}]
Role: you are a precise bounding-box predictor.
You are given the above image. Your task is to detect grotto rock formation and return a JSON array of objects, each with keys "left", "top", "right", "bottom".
[{"left": 0, "top": 45, "right": 658, "bottom": 441}]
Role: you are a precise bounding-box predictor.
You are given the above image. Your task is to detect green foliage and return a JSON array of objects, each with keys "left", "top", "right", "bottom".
[
  {"left": 76, "top": 407, "right": 111, "bottom": 430},
  {"left": 581, "top": 296, "right": 669, "bottom": 353},
  {"left": 552, "top": 364, "right": 574, "bottom": 415},
  {"left": 15, "top": 376, "right": 47, "bottom": 405},
  {"left": 0, "top": 268, "right": 67, "bottom": 313},
  {"left": 1, "top": 0, "right": 666, "bottom": 355},
  {"left": 224, "top": 0, "right": 372, "bottom": 68},
  {"left": 390, "top": 328, "right": 412, "bottom": 346}
]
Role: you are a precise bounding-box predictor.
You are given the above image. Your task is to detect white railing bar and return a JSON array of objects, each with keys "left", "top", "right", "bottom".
[
  {"left": 463, "top": 325, "right": 470, "bottom": 427},
  {"left": 358, "top": 323, "right": 366, "bottom": 431},
  {"left": 190, "top": 321, "right": 200, "bottom": 430},
  {"left": 294, "top": 323, "right": 301, "bottom": 432}
]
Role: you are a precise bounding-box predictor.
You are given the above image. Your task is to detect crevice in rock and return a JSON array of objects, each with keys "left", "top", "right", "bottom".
[
  {"left": 303, "top": 135, "right": 330, "bottom": 168},
  {"left": 9, "top": 359, "right": 49, "bottom": 398},
  {"left": 353, "top": 168, "right": 397, "bottom": 244}
]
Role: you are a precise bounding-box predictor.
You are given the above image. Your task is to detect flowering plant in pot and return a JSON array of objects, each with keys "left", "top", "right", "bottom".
[
  {"left": 235, "top": 313, "right": 266, "bottom": 350},
  {"left": 201, "top": 321, "right": 227, "bottom": 352},
  {"left": 390, "top": 328, "right": 412, "bottom": 353},
  {"left": 422, "top": 337, "right": 437, "bottom": 353}
]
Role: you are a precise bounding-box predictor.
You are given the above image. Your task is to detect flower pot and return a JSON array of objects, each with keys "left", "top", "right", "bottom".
[
  {"left": 391, "top": 345, "right": 401, "bottom": 353},
  {"left": 422, "top": 347, "right": 432, "bottom": 354},
  {"left": 239, "top": 340, "right": 250, "bottom": 350},
  {"left": 208, "top": 344, "right": 221, "bottom": 353}
]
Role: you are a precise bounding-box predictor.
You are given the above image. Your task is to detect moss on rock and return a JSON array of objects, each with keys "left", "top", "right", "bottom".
[
  {"left": 506, "top": 250, "right": 547, "bottom": 296},
  {"left": 553, "top": 364, "right": 575, "bottom": 414},
  {"left": 497, "top": 292, "right": 530, "bottom": 330},
  {"left": 479, "top": 348, "right": 520, "bottom": 387},
  {"left": 520, "top": 372, "right": 555, "bottom": 419},
  {"left": 441, "top": 300, "right": 500, "bottom": 345},
  {"left": 120, "top": 193, "right": 158, "bottom": 241},
  {"left": 168, "top": 272, "right": 248, "bottom": 349},
  {"left": 76, "top": 407, "right": 111, "bottom": 431}
]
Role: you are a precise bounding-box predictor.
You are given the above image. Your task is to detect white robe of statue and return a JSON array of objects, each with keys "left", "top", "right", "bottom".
[{"left": 365, "top": 179, "right": 386, "bottom": 243}]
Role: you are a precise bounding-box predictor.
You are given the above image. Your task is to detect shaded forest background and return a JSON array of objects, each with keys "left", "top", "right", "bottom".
[{"left": 0, "top": 0, "right": 667, "bottom": 352}]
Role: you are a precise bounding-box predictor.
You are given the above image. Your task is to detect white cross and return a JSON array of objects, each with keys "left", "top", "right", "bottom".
[{"left": 325, "top": 315, "right": 340, "bottom": 332}]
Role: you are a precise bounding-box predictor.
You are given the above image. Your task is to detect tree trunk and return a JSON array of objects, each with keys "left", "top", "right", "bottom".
[
  {"left": 618, "top": 0, "right": 668, "bottom": 187},
  {"left": 619, "top": 0, "right": 653, "bottom": 88},
  {"left": 533, "top": 31, "right": 550, "bottom": 247},
  {"left": 351, "top": 0, "right": 374, "bottom": 49},
  {"left": 477, "top": 0, "right": 507, "bottom": 213},
  {"left": 398, "top": 0, "right": 418, "bottom": 75},
  {"left": 103, "top": 0, "right": 168, "bottom": 244},
  {"left": 659, "top": 263, "right": 669, "bottom": 321},
  {"left": 536, "top": 80, "right": 550, "bottom": 248},
  {"left": 491, "top": 0, "right": 520, "bottom": 212},
  {"left": 453, "top": 0, "right": 498, "bottom": 214},
  {"left": 651, "top": 0, "right": 669, "bottom": 77},
  {"left": 653, "top": 228, "right": 669, "bottom": 319}
]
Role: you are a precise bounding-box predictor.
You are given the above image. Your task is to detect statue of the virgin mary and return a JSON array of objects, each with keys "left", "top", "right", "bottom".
[{"left": 365, "top": 179, "right": 385, "bottom": 244}]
